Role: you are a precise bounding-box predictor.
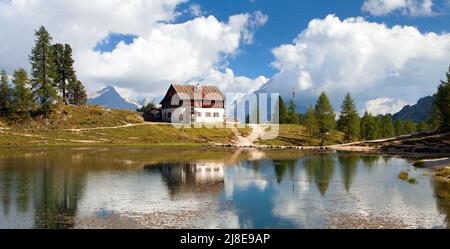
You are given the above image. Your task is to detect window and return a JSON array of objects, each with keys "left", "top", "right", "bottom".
[
  {"left": 196, "top": 112, "right": 202, "bottom": 117},
  {"left": 168, "top": 112, "right": 172, "bottom": 118},
  {"left": 206, "top": 112, "right": 211, "bottom": 117},
  {"left": 213, "top": 112, "right": 220, "bottom": 118}
]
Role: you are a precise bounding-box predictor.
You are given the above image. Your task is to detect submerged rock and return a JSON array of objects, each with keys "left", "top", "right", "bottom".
[
  {"left": 399, "top": 171, "right": 409, "bottom": 180},
  {"left": 408, "top": 178, "right": 417, "bottom": 184}
]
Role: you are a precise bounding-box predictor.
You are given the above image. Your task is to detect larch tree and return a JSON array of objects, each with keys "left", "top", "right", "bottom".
[
  {"left": 361, "top": 112, "right": 380, "bottom": 140},
  {"left": 403, "top": 120, "right": 417, "bottom": 134},
  {"left": 305, "top": 105, "right": 317, "bottom": 137},
  {"left": 394, "top": 119, "right": 405, "bottom": 136},
  {"left": 12, "top": 68, "right": 35, "bottom": 119},
  {"left": 68, "top": 80, "right": 87, "bottom": 106},
  {"left": 0, "top": 70, "right": 12, "bottom": 116},
  {"left": 29, "top": 26, "right": 58, "bottom": 115},
  {"left": 338, "top": 93, "right": 361, "bottom": 142},
  {"left": 417, "top": 121, "right": 431, "bottom": 132},
  {"left": 53, "top": 43, "right": 77, "bottom": 104},
  {"left": 278, "top": 96, "right": 288, "bottom": 124},
  {"left": 434, "top": 67, "right": 450, "bottom": 131},
  {"left": 379, "top": 115, "right": 395, "bottom": 138},
  {"left": 287, "top": 99, "right": 299, "bottom": 124},
  {"left": 314, "top": 92, "right": 336, "bottom": 145}
]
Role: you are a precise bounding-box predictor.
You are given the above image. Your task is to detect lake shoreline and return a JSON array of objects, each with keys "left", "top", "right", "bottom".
[{"left": 215, "top": 141, "right": 450, "bottom": 183}]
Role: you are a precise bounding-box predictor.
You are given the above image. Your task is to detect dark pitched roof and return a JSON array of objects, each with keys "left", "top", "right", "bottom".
[{"left": 161, "top": 84, "right": 225, "bottom": 104}]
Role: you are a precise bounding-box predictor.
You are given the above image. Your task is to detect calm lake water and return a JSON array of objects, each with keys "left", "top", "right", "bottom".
[{"left": 0, "top": 147, "right": 448, "bottom": 229}]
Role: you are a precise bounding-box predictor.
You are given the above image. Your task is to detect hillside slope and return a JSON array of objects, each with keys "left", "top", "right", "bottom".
[
  {"left": 0, "top": 105, "right": 249, "bottom": 146},
  {"left": 393, "top": 96, "right": 434, "bottom": 122}
]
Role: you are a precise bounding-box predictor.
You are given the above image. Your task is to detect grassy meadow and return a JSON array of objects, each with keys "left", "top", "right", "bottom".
[{"left": 0, "top": 105, "right": 253, "bottom": 147}]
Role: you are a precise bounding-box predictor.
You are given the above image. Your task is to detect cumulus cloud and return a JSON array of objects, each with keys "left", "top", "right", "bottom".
[
  {"left": 362, "top": 0, "right": 435, "bottom": 16},
  {"left": 189, "top": 4, "right": 203, "bottom": 17},
  {"left": 241, "top": 11, "right": 268, "bottom": 45},
  {"left": 365, "top": 98, "right": 408, "bottom": 115},
  {"left": 201, "top": 68, "right": 269, "bottom": 94},
  {"left": 0, "top": 0, "right": 185, "bottom": 71},
  {"left": 259, "top": 15, "right": 450, "bottom": 113},
  {"left": 0, "top": 0, "right": 267, "bottom": 100}
]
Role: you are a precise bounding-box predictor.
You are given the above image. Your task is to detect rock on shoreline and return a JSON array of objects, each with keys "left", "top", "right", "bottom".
[{"left": 435, "top": 167, "right": 450, "bottom": 182}]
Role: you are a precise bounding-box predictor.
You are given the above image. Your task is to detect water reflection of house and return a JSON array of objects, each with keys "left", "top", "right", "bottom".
[
  {"left": 194, "top": 162, "right": 225, "bottom": 184},
  {"left": 145, "top": 161, "right": 225, "bottom": 196}
]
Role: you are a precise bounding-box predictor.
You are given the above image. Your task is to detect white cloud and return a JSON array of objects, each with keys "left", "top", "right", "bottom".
[
  {"left": 241, "top": 11, "right": 268, "bottom": 45},
  {"left": 201, "top": 68, "right": 269, "bottom": 94},
  {"left": 0, "top": 0, "right": 185, "bottom": 72},
  {"left": 259, "top": 15, "right": 450, "bottom": 113},
  {"left": 79, "top": 13, "right": 267, "bottom": 97},
  {"left": 362, "top": 0, "right": 435, "bottom": 16},
  {"left": 189, "top": 4, "right": 203, "bottom": 17},
  {"left": 365, "top": 97, "right": 408, "bottom": 115},
  {"left": 0, "top": 0, "right": 267, "bottom": 99}
]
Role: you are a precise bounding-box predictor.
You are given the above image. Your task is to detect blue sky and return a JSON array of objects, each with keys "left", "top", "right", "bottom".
[
  {"left": 96, "top": 0, "right": 450, "bottom": 79},
  {"left": 1, "top": 0, "right": 450, "bottom": 114}
]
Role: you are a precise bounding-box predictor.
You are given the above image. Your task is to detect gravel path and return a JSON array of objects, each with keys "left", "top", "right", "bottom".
[{"left": 232, "top": 124, "right": 267, "bottom": 147}]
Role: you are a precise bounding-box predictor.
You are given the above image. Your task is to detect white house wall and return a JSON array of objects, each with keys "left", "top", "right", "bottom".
[
  {"left": 161, "top": 107, "right": 225, "bottom": 123},
  {"left": 194, "top": 108, "right": 224, "bottom": 123}
]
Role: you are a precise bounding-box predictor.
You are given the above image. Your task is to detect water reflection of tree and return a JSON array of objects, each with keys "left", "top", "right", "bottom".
[
  {"left": 303, "top": 154, "right": 335, "bottom": 196},
  {"left": 337, "top": 153, "right": 360, "bottom": 192},
  {"left": 1, "top": 168, "right": 13, "bottom": 216},
  {"left": 33, "top": 164, "right": 86, "bottom": 229},
  {"left": 432, "top": 180, "right": 450, "bottom": 228},
  {"left": 0, "top": 152, "right": 88, "bottom": 229},
  {"left": 382, "top": 156, "right": 392, "bottom": 164},
  {"left": 250, "top": 161, "right": 261, "bottom": 174},
  {"left": 272, "top": 160, "right": 297, "bottom": 184},
  {"left": 360, "top": 155, "right": 380, "bottom": 168},
  {"left": 15, "top": 168, "right": 32, "bottom": 213}
]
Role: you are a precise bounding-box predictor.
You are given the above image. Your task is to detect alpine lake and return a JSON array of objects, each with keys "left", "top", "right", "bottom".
[{"left": 0, "top": 146, "right": 448, "bottom": 229}]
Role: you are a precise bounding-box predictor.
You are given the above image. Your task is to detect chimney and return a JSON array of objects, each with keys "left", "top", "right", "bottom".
[{"left": 194, "top": 83, "right": 201, "bottom": 100}]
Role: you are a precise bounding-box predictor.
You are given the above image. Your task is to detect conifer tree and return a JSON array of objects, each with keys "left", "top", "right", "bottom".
[
  {"left": 361, "top": 112, "right": 380, "bottom": 140},
  {"left": 434, "top": 67, "right": 450, "bottom": 131},
  {"left": 67, "top": 80, "right": 87, "bottom": 106},
  {"left": 403, "top": 120, "right": 417, "bottom": 134},
  {"left": 53, "top": 43, "right": 76, "bottom": 104},
  {"left": 379, "top": 115, "right": 395, "bottom": 138},
  {"left": 12, "top": 68, "right": 34, "bottom": 119},
  {"left": 29, "top": 26, "right": 58, "bottom": 115},
  {"left": 394, "top": 119, "right": 405, "bottom": 136},
  {"left": 287, "top": 99, "right": 299, "bottom": 124},
  {"left": 338, "top": 93, "right": 361, "bottom": 142},
  {"left": 314, "top": 92, "right": 336, "bottom": 145},
  {"left": 0, "top": 70, "right": 12, "bottom": 116},
  {"left": 305, "top": 105, "right": 317, "bottom": 137},
  {"left": 278, "top": 96, "right": 288, "bottom": 124},
  {"left": 417, "top": 121, "right": 431, "bottom": 132}
]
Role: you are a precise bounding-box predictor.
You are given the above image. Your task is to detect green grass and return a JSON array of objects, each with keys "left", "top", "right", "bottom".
[
  {"left": 0, "top": 124, "right": 244, "bottom": 146},
  {"left": 259, "top": 124, "right": 344, "bottom": 146},
  {"left": 0, "top": 105, "right": 252, "bottom": 147},
  {"left": 0, "top": 106, "right": 344, "bottom": 147}
]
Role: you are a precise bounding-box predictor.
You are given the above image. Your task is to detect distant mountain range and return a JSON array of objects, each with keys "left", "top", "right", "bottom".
[
  {"left": 88, "top": 86, "right": 139, "bottom": 112},
  {"left": 393, "top": 95, "right": 434, "bottom": 123},
  {"left": 87, "top": 85, "right": 434, "bottom": 121}
]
